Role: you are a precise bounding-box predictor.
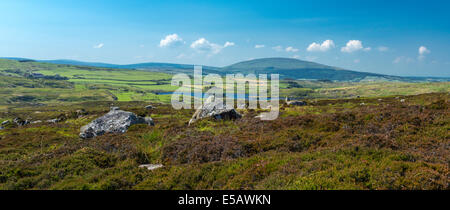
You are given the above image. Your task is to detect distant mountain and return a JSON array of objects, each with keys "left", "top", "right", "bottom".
[
  {"left": 222, "top": 57, "right": 401, "bottom": 81},
  {"left": 2, "top": 57, "right": 448, "bottom": 82},
  {"left": 40, "top": 59, "right": 223, "bottom": 75},
  {"left": 41, "top": 59, "right": 119, "bottom": 68}
]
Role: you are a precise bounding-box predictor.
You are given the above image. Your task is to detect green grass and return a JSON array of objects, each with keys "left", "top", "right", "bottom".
[
  {"left": 0, "top": 93, "right": 448, "bottom": 190},
  {"left": 0, "top": 59, "right": 175, "bottom": 108}
]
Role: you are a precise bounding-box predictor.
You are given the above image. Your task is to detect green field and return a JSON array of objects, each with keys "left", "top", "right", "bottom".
[
  {"left": 0, "top": 58, "right": 449, "bottom": 190},
  {"left": 1, "top": 59, "right": 449, "bottom": 111}
]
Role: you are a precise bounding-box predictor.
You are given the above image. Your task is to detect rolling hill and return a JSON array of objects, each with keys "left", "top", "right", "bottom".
[
  {"left": 2, "top": 57, "right": 448, "bottom": 82},
  {"left": 222, "top": 57, "right": 396, "bottom": 81}
]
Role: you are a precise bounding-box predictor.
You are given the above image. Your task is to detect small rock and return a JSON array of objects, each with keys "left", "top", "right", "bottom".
[
  {"left": 145, "top": 105, "right": 154, "bottom": 110},
  {"left": 13, "top": 118, "right": 29, "bottom": 126},
  {"left": 287, "top": 101, "right": 307, "bottom": 106},
  {"left": 188, "top": 96, "right": 241, "bottom": 125},
  {"left": 360, "top": 103, "right": 365, "bottom": 106},
  {"left": 75, "top": 109, "right": 87, "bottom": 117},
  {"left": 139, "top": 164, "right": 163, "bottom": 170},
  {"left": 80, "top": 108, "right": 154, "bottom": 139},
  {"left": 46, "top": 119, "right": 59, "bottom": 123},
  {"left": 0, "top": 126, "right": 4, "bottom": 130},
  {"left": 285, "top": 96, "right": 307, "bottom": 106},
  {"left": 31, "top": 120, "right": 42, "bottom": 124},
  {"left": 1, "top": 120, "right": 9, "bottom": 125},
  {"left": 400, "top": 99, "right": 405, "bottom": 103}
]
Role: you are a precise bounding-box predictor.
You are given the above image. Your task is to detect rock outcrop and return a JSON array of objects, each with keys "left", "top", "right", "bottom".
[
  {"left": 189, "top": 96, "right": 241, "bottom": 125},
  {"left": 285, "top": 97, "right": 307, "bottom": 106},
  {"left": 80, "top": 108, "right": 154, "bottom": 139}
]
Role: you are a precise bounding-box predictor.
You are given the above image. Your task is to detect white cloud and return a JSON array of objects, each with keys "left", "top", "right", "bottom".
[
  {"left": 93, "top": 43, "right": 104, "bottom": 49},
  {"left": 307, "top": 40, "right": 335, "bottom": 52},
  {"left": 255, "top": 44, "right": 265, "bottom": 49},
  {"left": 363, "top": 47, "right": 371, "bottom": 52},
  {"left": 354, "top": 59, "right": 360, "bottom": 63},
  {"left": 159, "top": 34, "right": 184, "bottom": 48},
  {"left": 378, "top": 46, "right": 389, "bottom": 52},
  {"left": 190, "top": 38, "right": 234, "bottom": 54},
  {"left": 285, "top": 46, "right": 299, "bottom": 52},
  {"left": 292, "top": 55, "right": 300, "bottom": 59},
  {"left": 272, "top": 45, "right": 283, "bottom": 52},
  {"left": 419, "top": 46, "right": 430, "bottom": 55},
  {"left": 418, "top": 46, "right": 430, "bottom": 61},
  {"left": 341, "top": 40, "right": 370, "bottom": 53},
  {"left": 224, "top": 41, "right": 235, "bottom": 47}
]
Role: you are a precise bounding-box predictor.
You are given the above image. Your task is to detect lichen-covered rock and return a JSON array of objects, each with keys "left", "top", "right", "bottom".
[
  {"left": 80, "top": 109, "right": 154, "bottom": 139},
  {"left": 189, "top": 96, "right": 241, "bottom": 125}
]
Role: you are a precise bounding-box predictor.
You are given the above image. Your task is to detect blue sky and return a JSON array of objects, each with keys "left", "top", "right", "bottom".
[{"left": 1, "top": 0, "right": 449, "bottom": 76}]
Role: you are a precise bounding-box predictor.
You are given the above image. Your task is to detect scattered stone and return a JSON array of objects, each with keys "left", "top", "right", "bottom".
[
  {"left": 145, "top": 105, "right": 154, "bottom": 110},
  {"left": 46, "top": 119, "right": 60, "bottom": 124},
  {"left": 139, "top": 164, "right": 163, "bottom": 171},
  {"left": 400, "top": 99, "right": 405, "bottom": 103},
  {"left": 189, "top": 96, "right": 241, "bottom": 125},
  {"left": 360, "top": 103, "right": 365, "bottom": 106},
  {"left": 0, "top": 126, "right": 3, "bottom": 130},
  {"left": 31, "top": 120, "right": 42, "bottom": 124},
  {"left": 13, "top": 117, "right": 30, "bottom": 126},
  {"left": 285, "top": 97, "right": 307, "bottom": 106},
  {"left": 75, "top": 109, "right": 87, "bottom": 117},
  {"left": 287, "top": 101, "right": 307, "bottom": 106},
  {"left": 110, "top": 106, "right": 120, "bottom": 111},
  {"left": 1, "top": 120, "right": 9, "bottom": 126},
  {"left": 80, "top": 108, "right": 154, "bottom": 139}
]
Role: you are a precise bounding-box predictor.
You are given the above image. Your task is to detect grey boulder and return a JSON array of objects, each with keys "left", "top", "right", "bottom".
[
  {"left": 287, "top": 101, "right": 307, "bottom": 106},
  {"left": 285, "top": 97, "right": 307, "bottom": 106},
  {"left": 13, "top": 117, "right": 30, "bottom": 126},
  {"left": 80, "top": 109, "right": 154, "bottom": 139},
  {"left": 189, "top": 96, "right": 241, "bottom": 125}
]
